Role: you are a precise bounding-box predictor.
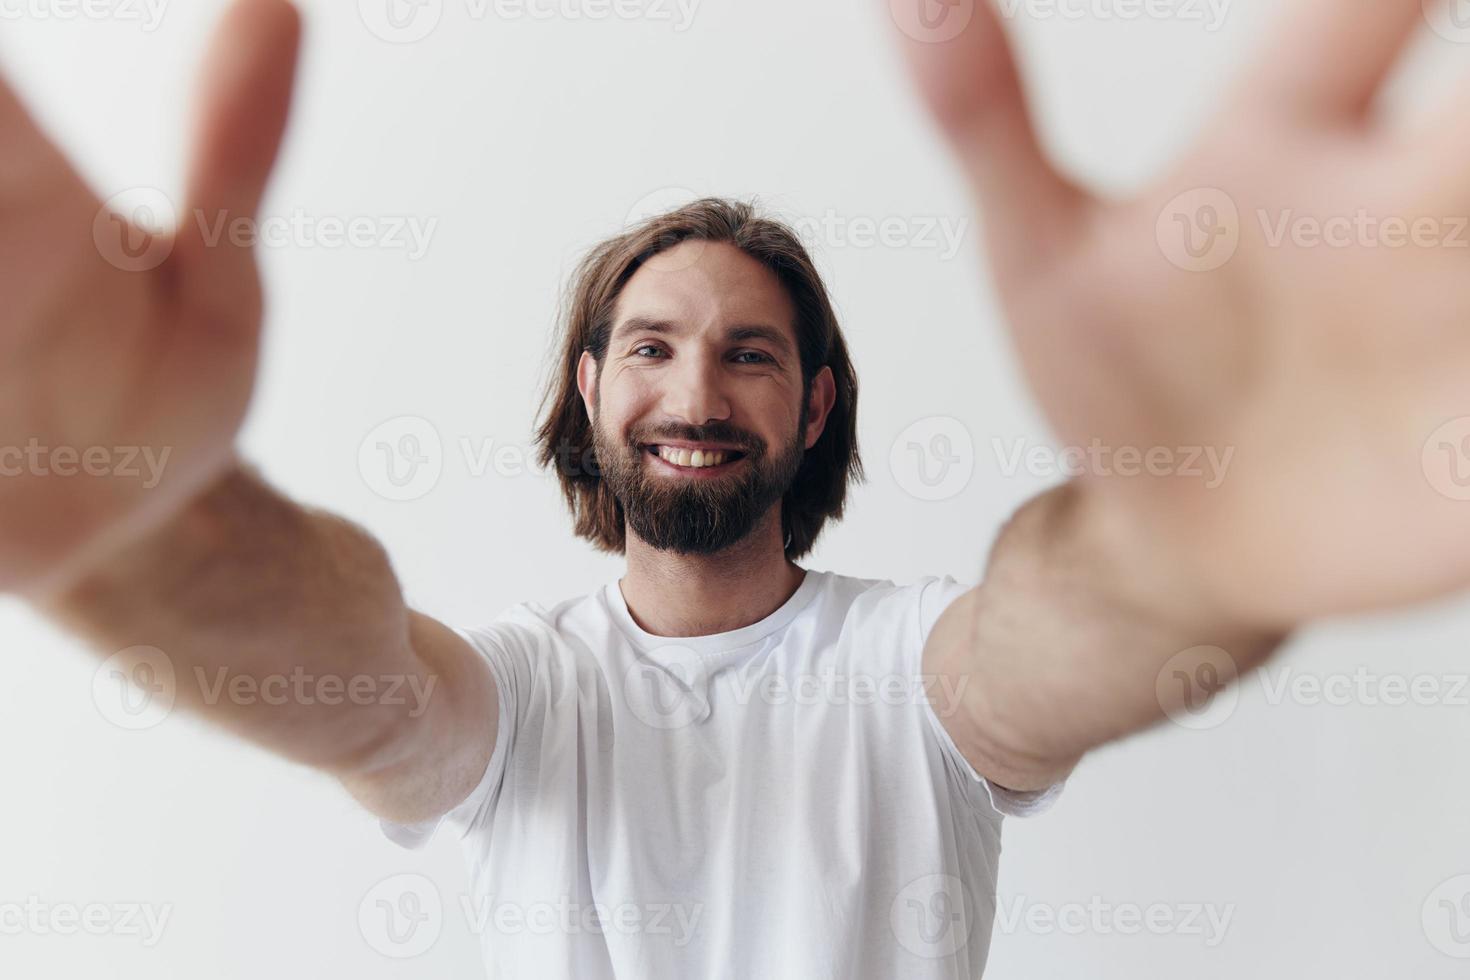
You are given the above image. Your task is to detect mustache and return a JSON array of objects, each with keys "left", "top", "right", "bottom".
[{"left": 629, "top": 424, "right": 764, "bottom": 455}]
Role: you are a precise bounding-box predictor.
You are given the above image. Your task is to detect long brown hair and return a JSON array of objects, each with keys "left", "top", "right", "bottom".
[{"left": 533, "top": 196, "right": 863, "bottom": 561}]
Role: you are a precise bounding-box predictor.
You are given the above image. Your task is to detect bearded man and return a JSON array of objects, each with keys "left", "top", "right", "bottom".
[{"left": 6, "top": 0, "right": 1468, "bottom": 977}]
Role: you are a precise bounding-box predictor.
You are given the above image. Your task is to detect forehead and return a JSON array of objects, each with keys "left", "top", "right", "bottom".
[{"left": 610, "top": 240, "right": 797, "bottom": 348}]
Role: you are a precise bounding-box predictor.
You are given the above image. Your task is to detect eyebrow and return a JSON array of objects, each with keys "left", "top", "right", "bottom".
[{"left": 612, "top": 316, "right": 794, "bottom": 358}]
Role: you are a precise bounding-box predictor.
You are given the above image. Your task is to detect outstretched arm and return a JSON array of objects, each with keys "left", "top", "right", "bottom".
[
  {"left": 924, "top": 483, "right": 1284, "bottom": 791},
  {"left": 2, "top": 0, "right": 496, "bottom": 825},
  {"left": 900, "top": 0, "right": 1470, "bottom": 787},
  {"left": 41, "top": 466, "right": 498, "bottom": 825}
]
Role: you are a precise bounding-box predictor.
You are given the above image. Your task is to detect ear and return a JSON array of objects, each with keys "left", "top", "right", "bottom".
[
  {"left": 576, "top": 350, "right": 598, "bottom": 420},
  {"left": 802, "top": 366, "right": 836, "bottom": 451}
]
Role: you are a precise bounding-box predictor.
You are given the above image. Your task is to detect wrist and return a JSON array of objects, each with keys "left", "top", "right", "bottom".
[
  {"left": 17, "top": 450, "right": 246, "bottom": 605},
  {"left": 1048, "top": 480, "right": 1293, "bottom": 640}
]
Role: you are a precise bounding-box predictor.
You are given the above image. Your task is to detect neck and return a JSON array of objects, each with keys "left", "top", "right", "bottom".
[{"left": 618, "top": 508, "right": 806, "bottom": 638}]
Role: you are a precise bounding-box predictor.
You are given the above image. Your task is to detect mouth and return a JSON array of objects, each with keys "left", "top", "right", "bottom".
[{"left": 642, "top": 443, "right": 748, "bottom": 476}]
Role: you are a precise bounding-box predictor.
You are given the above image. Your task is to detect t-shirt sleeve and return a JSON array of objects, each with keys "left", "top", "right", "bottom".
[
  {"left": 378, "top": 623, "right": 521, "bottom": 850},
  {"left": 916, "top": 575, "right": 1065, "bottom": 820}
]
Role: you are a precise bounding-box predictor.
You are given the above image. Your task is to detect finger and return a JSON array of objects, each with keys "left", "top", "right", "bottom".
[
  {"left": 1241, "top": 0, "right": 1426, "bottom": 121},
  {"left": 178, "top": 0, "right": 301, "bottom": 290},
  {"left": 891, "top": 0, "right": 1090, "bottom": 287},
  {"left": 0, "top": 69, "right": 82, "bottom": 193},
  {"left": 0, "top": 69, "right": 110, "bottom": 307},
  {"left": 0, "top": 65, "right": 105, "bottom": 234}
]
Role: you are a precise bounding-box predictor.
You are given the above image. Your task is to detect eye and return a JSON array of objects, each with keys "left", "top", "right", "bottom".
[
  {"left": 733, "top": 351, "right": 773, "bottom": 365},
  {"left": 633, "top": 344, "right": 666, "bottom": 359}
]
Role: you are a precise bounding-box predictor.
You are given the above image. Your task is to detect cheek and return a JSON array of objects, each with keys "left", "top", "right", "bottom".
[
  {"left": 597, "top": 382, "right": 654, "bottom": 440},
  {"left": 744, "top": 408, "right": 800, "bottom": 452}
]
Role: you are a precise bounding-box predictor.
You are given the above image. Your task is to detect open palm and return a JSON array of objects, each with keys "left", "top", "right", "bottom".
[
  {"left": 899, "top": 0, "right": 1470, "bottom": 628},
  {"left": 0, "top": 0, "right": 299, "bottom": 596}
]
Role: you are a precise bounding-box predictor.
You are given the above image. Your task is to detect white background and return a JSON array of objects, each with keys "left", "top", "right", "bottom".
[{"left": 3, "top": 0, "right": 1470, "bottom": 976}]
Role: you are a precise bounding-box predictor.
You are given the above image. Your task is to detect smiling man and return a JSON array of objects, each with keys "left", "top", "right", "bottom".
[
  {"left": 370, "top": 209, "right": 1065, "bottom": 974},
  {"left": 11, "top": 0, "right": 1470, "bottom": 977}
]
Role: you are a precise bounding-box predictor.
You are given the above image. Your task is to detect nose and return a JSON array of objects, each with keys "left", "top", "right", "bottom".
[{"left": 661, "top": 350, "right": 732, "bottom": 427}]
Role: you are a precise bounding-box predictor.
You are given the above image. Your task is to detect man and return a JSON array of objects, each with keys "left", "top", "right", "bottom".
[{"left": 5, "top": 0, "right": 1467, "bottom": 976}]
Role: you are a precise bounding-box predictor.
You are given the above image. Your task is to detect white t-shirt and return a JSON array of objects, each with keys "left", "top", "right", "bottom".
[{"left": 382, "top": 568, "right": 1062, "bottom": 979}]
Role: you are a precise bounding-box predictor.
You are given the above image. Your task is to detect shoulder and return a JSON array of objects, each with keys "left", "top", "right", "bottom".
[
  {"left": 803, "top": 569, "right": 976, "bottom": 657},
  {"left": 450, "top": 585, "right": 610, "bottom": 671},
  {"left": 832, "top": 570, "right": 974, "bottom": 630}
]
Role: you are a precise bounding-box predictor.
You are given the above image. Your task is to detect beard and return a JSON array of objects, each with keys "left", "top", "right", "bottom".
[{"left": 592, "top": 406, "right": 807, "bottom": 556}]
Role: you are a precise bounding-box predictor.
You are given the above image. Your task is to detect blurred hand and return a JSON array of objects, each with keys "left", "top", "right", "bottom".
[
  {"left": 898, "top": 0, "right": 1470, "bottom": 628},
  {"left": 0, "top": 0, "right": 299, "bottom": 597}
]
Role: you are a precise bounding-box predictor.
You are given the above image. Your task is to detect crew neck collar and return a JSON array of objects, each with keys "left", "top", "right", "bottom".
[{"left": 605, "top": 567, "right": 824, "bottom": 655}]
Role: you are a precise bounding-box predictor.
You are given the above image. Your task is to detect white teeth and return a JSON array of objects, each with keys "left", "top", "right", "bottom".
[{"left": 656, "top": 446, "right": 730, "bottom": 468}]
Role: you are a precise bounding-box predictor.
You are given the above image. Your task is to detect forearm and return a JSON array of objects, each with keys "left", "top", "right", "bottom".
[
  {"left": 934, "top": 482, "right": 1290, "bottom": 789},
  {"left": 38, "top": 464, "right": 434, "bottom": 774}
]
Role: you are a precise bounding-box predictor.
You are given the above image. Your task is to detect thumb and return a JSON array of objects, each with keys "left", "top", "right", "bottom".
[
  {"left": 177, "top": 0, "right": 301, "bottom": 310},
  {"left": 893, "top": 0, "right": 1089, "bottom": 286}
]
